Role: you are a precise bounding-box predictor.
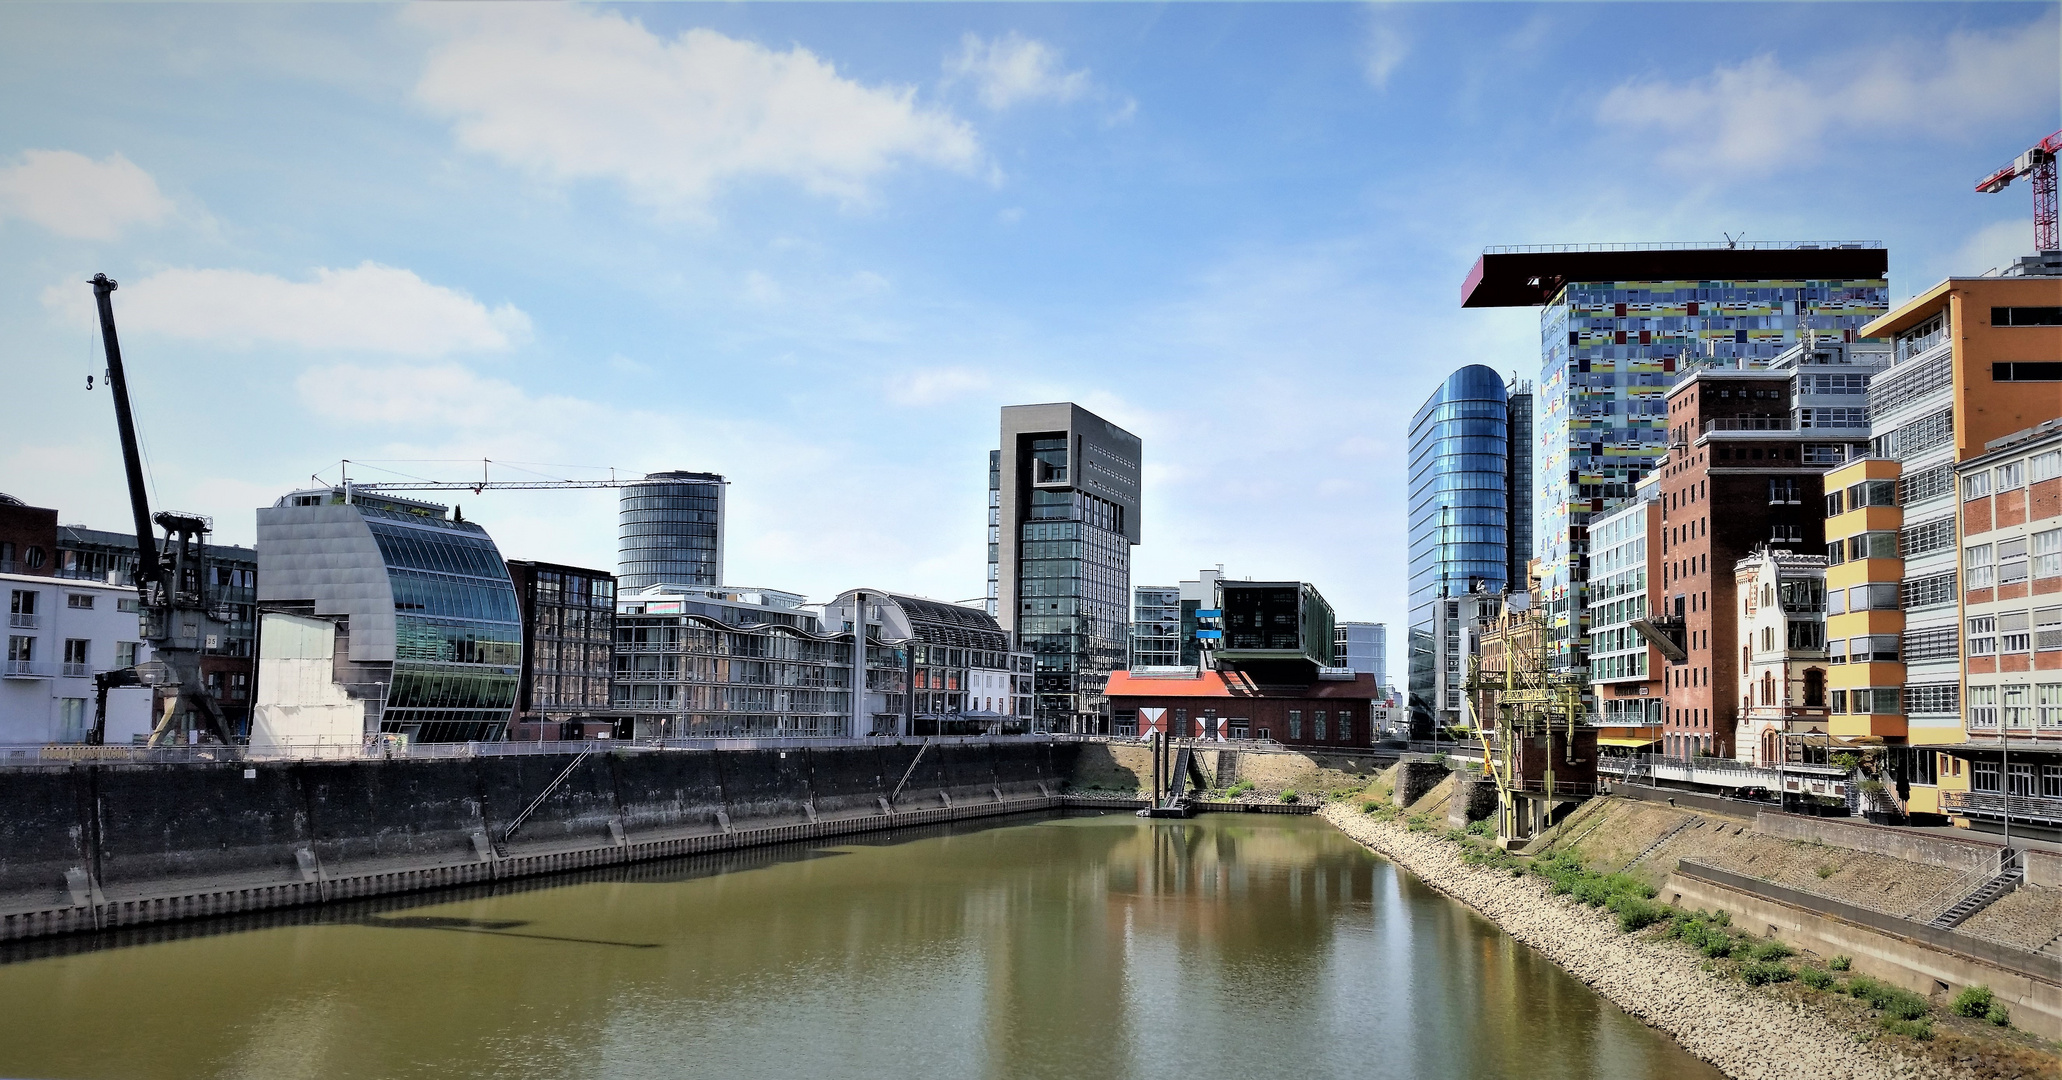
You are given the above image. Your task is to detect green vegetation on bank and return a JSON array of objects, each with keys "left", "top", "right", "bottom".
[{"left": 1350, "top": 794, "right": 2016, "bottom": 1045}]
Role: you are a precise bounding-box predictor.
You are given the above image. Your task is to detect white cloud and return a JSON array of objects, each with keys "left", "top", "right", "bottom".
[
  {"left": 1362, "top": 23, "right": 1409, "bottom": 90},
  {"left": 42, "top": 263, "right": 529, "bottom": 356},
  {"left": 1598, "top": 14, "right": 2058, "bottom": 175},
  {"left": 297, "top": 363, "right": 589, "bottom": 429},
  {"left": 887, "top": 366, "right": 992, "bottom": 406},
  {"left": 945, "top": 32, "right": 1090, "bottom": 110},
  {"left": 408, "top": 6, "right": 982, "bottom": 213},
  {"left": 0, "top": 150, "right": 174, "bottom": 240}
]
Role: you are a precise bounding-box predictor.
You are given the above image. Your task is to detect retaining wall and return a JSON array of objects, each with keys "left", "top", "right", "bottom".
[
  {"left": 0, "top": 741, "right": 1075, "bottom": 943},
  {"left": 1752, "top": 811, "right": 2004, "bottom": 874},
  {"left": 2023, "top": 848, "right": 2061, "bottom": 888},
  {"left": 1662, "top": 859, "right": 2062, "bottom": 1040}
]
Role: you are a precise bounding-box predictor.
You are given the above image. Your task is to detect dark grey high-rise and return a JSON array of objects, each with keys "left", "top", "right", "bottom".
[
  {"left": 990, "top": 404, "right": 1141, "bottom": 734},
  {"left": 618, "top": 471, "right": 726, "bottom": 591}
]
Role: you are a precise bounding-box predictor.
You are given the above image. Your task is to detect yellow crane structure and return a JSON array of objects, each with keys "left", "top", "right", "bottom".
[{"left": 1467, "top": 602, "right": 1599, "bottom": 847}]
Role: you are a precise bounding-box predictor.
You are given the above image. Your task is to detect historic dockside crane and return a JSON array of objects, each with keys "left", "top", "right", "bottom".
[
  {"left": 1467, "top": 604, "right": 1595, "bottom": 847},
  {"left": 88, "top": 273, "right": 235, "bottom": 746}
]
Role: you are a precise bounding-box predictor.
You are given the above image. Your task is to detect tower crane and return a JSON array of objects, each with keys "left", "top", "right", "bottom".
[
  {"left": 1976, "top": 128, "right": 2062, "bottom": 254},
  {"left": 88, "top": 274, "right": 236, "bottom": 747}
]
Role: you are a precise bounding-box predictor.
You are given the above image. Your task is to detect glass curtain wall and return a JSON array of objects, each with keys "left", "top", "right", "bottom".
[
  {"left": 1407, "top": 366, "right": 1511, "bottom": 733},
  {"left": 364, "top": 514, "right": 522, "bottom": 741},
  {"left": 619, "top": 472, "right": 724, "bottom": 591}
]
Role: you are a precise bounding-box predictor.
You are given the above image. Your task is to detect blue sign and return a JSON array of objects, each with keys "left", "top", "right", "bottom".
[
  {"left": 1195, "top": 609, "right": 1221, "bottom": 618},
  {"left": 1194, "top": 629, "right": 1222, "bottom": 639}
]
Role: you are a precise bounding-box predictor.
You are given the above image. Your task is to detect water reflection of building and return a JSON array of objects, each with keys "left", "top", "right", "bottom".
[{"left": 255, "top": 488, "right": 522, "bottom": 744}]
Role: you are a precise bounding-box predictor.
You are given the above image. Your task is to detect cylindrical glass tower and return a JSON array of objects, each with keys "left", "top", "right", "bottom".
[
  {"left": 617, "top": 471, "right": 727, "bottom": 591},
  {"left": 1406, "top": 366, "right": 1511, "bottom": 733}
]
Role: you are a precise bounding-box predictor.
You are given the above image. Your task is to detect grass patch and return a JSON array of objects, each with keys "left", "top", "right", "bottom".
[
  {"left": 1816, "top": 863, "right": 1837, "bottom": 879},
  {"left": 1950, "top": 985, "right": 2011, "bottom": 1027},
  {"left": 1798, "top": 968, "right": 1835, "bottom": 990},
  {"left": 1278, "top": 789, "right": 1299, "bottom": 804},
  {"left": 1225, "top": 780, "right": 1254, "bottom": 799},
  {"left": 1846, "top": 975, "right": 1930, "bottom": 1021},
  {"left": 1877, "top": 1017, "right": 1934, "bottom": 1040},
  {"left": 1748, "top": 939, "right": 1793, "bottom": 961},
  {"left": 1828, "top": 954, "right": 1851, "bottom": 972},
  {"left": 1740, "top": 961, "right": 1795, "bottom": 987}
]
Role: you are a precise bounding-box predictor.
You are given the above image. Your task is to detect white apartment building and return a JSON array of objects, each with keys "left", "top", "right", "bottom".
[
  {"left": 3, "top": 572, "right": 154, "bottom": 744},
  {"left": 1731, "top": 550, "right": 1830, "bottom": 767},
  {"left": 1586, "top": 482, "right": 1660, "bottom": 726}
]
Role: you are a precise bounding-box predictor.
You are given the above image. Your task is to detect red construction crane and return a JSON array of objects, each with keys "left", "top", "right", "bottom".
[{"left": 1976, "top": 128, "right": 2062, "bottom": 254}]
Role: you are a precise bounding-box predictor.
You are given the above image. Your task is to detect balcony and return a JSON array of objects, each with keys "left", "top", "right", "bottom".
[
  {"left": 1941, "top": 789, "right": 2062, "bottom": 828},
  {"left": 61, "top": 662, "right": 90, "bottom": 678},
  {"left": 8, "top": 612, "right": 38, "bottom": 629},
  {"left": 3, "top": 660, "right": 51, "bottom": 678}
]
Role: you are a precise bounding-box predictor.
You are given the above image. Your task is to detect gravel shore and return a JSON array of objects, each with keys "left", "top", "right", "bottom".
[{"left": 1319, "top": 803, "right": 1945, "bottom": 1080}]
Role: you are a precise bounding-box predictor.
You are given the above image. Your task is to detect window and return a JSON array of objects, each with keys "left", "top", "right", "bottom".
[
  {"left": 1824, "top": 540, "right": 1845, "bottom": 566},
  {"left": 114, "top": 641, "right": 139, "bottom": 668},
  {"left": 2039, "top": 684, "right": 2062, "bottom": 730},
  {"left": 1804, "top": 444, "right": 1847, "bottom": 465},
  {"left": 1905, "top": 684, "right": 1959, "bottom": 715},
  {"left": 1825, "top": 489, "right": 1845, "bottom": 517},
  {"left": 1902, "top": 572, "right": 1957, "bottom": 609},
  {"left": 1314, "top": 711, "right": 1327, "bottom": 741},
  {"left": 1288, "top": 710, "right": 1302, "bottom": 740},
  {"left": 2003, "top": 683, "right": 2034, "bottom": 728},
  {"left": 1968, "top": 686, "right": 1998, "bottom": 729},
  {"left": 2034, "top": 530, "right": 2061, "bottom": 579},
  {"left": 1999, "top": 537, "right": 2029, "bottom": 585},
  {"left": 1850, "top": 531, "right": 1899, "bottom": 560},
  {"left": 1903, "top": 627, "right": 1958, "bottom": 661},
  {"left": 1963, "top": 472, "right": 1993, "bottom": 500},
  {"left": 1874, "top": 409, "right": 1952, "bottom": 460},
  {"left": 1846, "top": 480, "right": 1896, "bottom": 508},
  {"left": 1849, "top": 584, "right": 1899, "bottom": 611},
  {"left": 1769, "top": 478, "right": 1800, "bottom": 504},
  {"left": 1999, "top": 611, "right": 2031, "bottom": 653},
  {"left": 1825, "top": 589, "right": 1846, "bottom": 615},
  {"left": 1827, "top": 638, "right": 1847, "bottom": 664},
  {"left": 1337, "top": 708, "right": 1352, "bottom": 742},
  {"left": 62, "top": 639, "right": 89, "bottom": 677},
  {"left": 1993, "top": 306, "right": 2062, "bottom": 326},
  {"left": 8, "top": 589, "right": 36, "bottom": 626},
  {"left": 1848, "top": 635, "right": 1899, "bottom": 662},
  {"left": 5, "top": 636, "right": 31, "bottom": 670},
  {"left": 65, "top": 594, "right": 94, "bottom": 609},
  {"left": 1828, "top": 689, "right": 1846, "bottom": 713},
  {"left": 1966, "top": 544, "right": 1994, "bottom": 589},
  {"left": 1997, "top": 462, "right": 2026, "bottom": 490},
  {"left": 1900, "top": 463, "right": 1954, "bottom": 505},
  {"left": 1972, "top": 758, "right": 2000, "bottom": 790},
  {"left": 2033, "top": 451, "right": 2062, "bottom": 484},
  {"left": 1799, "top": 407, "right": 1868, "bottom": 428},
  {"left": 1968, "top": 616, "right": 1996, "bottom": 656},
  {"left": 1771, "top": 524, "right": 1802, "bottom": 544},
  {"left": 1995, "top": 363, "right": 2062, "bottom": 381},
  {"left": 1846, "top": 688, "right": 1901, "bottom": 714},
  {"left": 1898, "top": 518, "right": 1953, "bottom": 558},
  {"left": 2037, "top": 608, "right": 2062, "bottom": 651}
]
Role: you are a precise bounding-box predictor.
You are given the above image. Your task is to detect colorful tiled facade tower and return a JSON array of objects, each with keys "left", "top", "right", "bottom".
[{"left": 1463, "top": 243, "right": 1889, "bottom": 675}]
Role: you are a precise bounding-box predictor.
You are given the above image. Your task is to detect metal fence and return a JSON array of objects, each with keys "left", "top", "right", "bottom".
[{"left": 0, "top": 733, "right": 1100, "bottom": 768}]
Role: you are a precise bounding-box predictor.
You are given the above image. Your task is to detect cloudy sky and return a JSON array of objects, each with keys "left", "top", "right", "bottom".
[{"left": 2, "top": 2, "right": 2055, "bottom": 674}]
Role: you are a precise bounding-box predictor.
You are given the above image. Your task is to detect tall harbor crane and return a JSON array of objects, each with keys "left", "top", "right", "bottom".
[
  {"left": 1976, "top": 128, "right": 2062, "bottom": 254},
  {"left": 88, "top": 274, "right": 235, "bottom": 746}
]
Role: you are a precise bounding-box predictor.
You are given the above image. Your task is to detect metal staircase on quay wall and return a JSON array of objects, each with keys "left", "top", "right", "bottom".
[{"left": 1923, "top": 849, "right": 2023, "bottom": 930}]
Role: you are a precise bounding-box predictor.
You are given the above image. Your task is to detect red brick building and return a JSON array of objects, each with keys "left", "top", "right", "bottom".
[
  {"left": 1103, "top": 669, "right": 1381, "bottom": 748},
  {"left": 0, "top": 497, "right": 58, "bottom": 576},
  {"left": 1658, "top": 370, "right": 1828, "bottom": 758}
]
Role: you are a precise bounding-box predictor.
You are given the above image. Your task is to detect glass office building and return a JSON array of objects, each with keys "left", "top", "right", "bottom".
[
  {"left": 619, "top": 471, "right": 727, "bottom": 591},
  {"left": 992, "top": 404, "right": 1142, "bottom": 732},
  {"left": 1463, "top": 243, "right": 1890, "bottom": 673},
  {"left": 258, "top": 489, "right": 522, "bottom": 742},
  {"left": 1407, "top": 365, "right": 1516, "bottom": 732}
]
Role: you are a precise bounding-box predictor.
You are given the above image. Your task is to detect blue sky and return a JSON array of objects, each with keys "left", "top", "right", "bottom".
[{"left": 2, "top": 2, "right": 2056, "bottom": 668}]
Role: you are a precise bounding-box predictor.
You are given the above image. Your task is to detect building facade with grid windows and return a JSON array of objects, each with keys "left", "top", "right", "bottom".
[{"left": 1462, "top": 243, "right": 1890, "bottom": 677}]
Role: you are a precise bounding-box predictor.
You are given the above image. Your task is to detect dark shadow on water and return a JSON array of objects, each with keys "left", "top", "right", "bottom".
[
  {"left": 0, "top": 808, "right": 1068, "bottom": 967},
  {"left": 355, "top": 913, "right": 660, "bottom": 949}
]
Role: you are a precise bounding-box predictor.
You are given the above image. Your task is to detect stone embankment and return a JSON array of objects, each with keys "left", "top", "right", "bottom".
[{"left": 1320, "top": 803, "right": 1940, "bottom": 1080}]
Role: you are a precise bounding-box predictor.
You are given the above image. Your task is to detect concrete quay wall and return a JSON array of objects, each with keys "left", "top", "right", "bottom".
[{"left": 0, "top": 741, "right": 1077, "bottom": 943}]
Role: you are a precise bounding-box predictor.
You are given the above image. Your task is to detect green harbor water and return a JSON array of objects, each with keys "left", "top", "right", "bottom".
[{"left": 0, "top": 812, "right": 1721, "bottom": 1080}]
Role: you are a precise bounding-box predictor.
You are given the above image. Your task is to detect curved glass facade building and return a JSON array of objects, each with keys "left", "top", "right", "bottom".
[
  {"left": 257, "top": 489, "right": 522, "bottom": 742},
  {"left": 1408, "top": 366, "right": 1520, "bottom": 733},
  {"left": 618, "top": 471, "right": 727, "bottom": 591}
]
